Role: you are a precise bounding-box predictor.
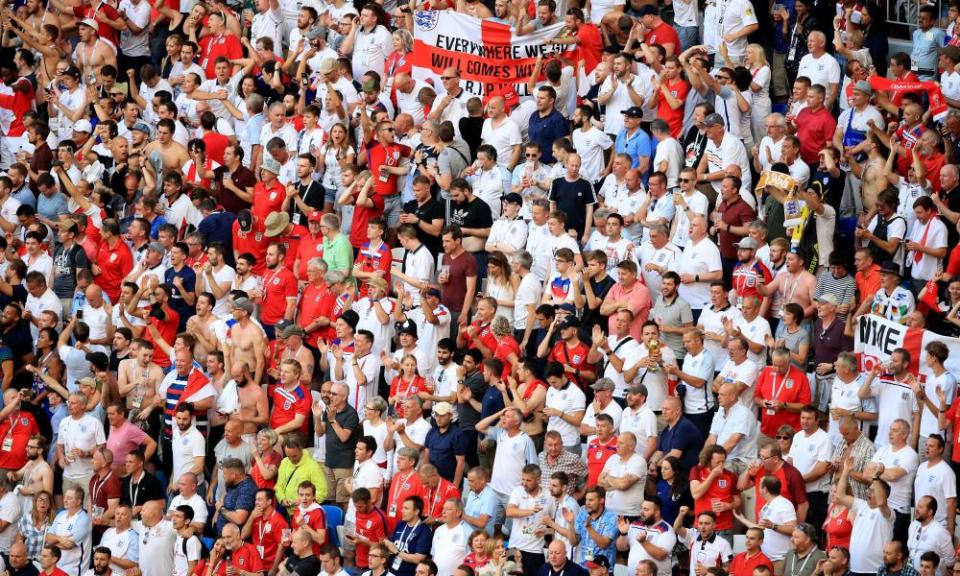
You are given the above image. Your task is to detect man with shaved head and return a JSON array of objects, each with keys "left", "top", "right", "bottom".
[
  {"left": 481, "top": 96, "right": 522, "bottom": 170},
  {"left": 281, "top": 530, "right": 322, "bottom": 576},
  {"left": 395, "top": 74, "right": 429, "bottom": 126},
  {"left": 139, "top": 499, "right": 176, "bottom": 576}
]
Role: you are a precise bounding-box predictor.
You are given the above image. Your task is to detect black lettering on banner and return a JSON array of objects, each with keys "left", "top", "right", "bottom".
[{"left": 858, "top": 315, "right": 905, "bottom": 356}]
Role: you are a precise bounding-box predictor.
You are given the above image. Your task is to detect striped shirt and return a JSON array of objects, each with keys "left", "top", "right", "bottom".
[
  {"left": 814, "top": 270, "right": 857, "bottom": 318},
  {"left": 160, "top": 369, "right": 213, "bottom": 440}
]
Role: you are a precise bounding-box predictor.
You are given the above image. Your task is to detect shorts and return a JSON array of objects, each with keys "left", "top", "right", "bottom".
[
  {"left": 324, "top": 186, "right": 338, "bottom": 206},
  {"left": 383, "top": 194, "right": 402, "bottom": 228},
  {"left": 772, "top": 52, "right": 790, "bottom": 98},
  {"left": 325, "top": 467, "right": 354, "bottom": 503}
]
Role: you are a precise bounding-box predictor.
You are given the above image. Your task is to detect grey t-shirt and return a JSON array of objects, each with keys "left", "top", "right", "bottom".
[
  {"left": 651, "top": 295, "right": 694, "bottom": 358},
  {"left": 53, "top": 242, "right": 89, "bottom": 299},
  {"left": 438, "top": 139, "right": 471, "bottom": 185},
  {"left": 775, "top": 324, "right": 810, "bottom": 369}
]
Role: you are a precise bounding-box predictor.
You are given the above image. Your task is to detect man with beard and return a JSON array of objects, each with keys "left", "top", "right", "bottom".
[
  {"left": 169, "top": 405, "right": 206, "bottom": 496},
  {"left": 554, "top": 486, "right": 617, "bottom": 566},
  {"left": 10, "top": 434, "right": 53, "bottom": 508},
  {"left": 0, "top": 388, "right": 40, "bottom": 471},
  {"left": 225, "top": 297, "right": 266, "bottom": 385},
  {"left": 197, "top": 243, "right": 236, "bottom": 320},
  {"left": 214, "top": 458, "right": 257, "bottom": 534},
  {"left": 116, "top": 341, "right": 163, "bottom": 432},
  {"left": 83, "top": 546, "right": 113, "bottom": 576},
  {"left": 226, "top": 361, "right": 269, "bottom": 443},
  {"left": 617, "top": 497, "right": 677, "bottom": 576},
  {"left": 907, "top": 495, "right": 954, "bottom": 575}
]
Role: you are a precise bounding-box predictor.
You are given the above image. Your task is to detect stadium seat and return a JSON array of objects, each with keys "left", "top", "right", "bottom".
[
  {"left": 322, "top": 505, "right": 344, "bottom": 548},
  {"left": 733, "top": 534, "right": 747, "bottom": 554}
]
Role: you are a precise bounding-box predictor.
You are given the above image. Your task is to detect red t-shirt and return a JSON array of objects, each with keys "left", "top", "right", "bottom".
[
  {"left": 198, "top": 33, "right": 244, "bottom": 80},
  {"left": 729, "top": 551, "right": 774, "bottom": 576},
  {"left": 252, "top": 451, "right": 283, "bottom": 490},
  {"left": 252, "top": 511, "right": 288, "bottom": 566},
  {"left": 891, "top": 71, "right": 921, "bottom": 107},
  {"left": 548, "top": 341, "right": 593, "bottom": 389},
  {"left": 647, "top": 21, "right": 680, "bottom": 53},
  {"left": 573, "top": 23, "right": 603, "bottom": 75},
  {"left": 349, "top": 194, "right": 386, "bottom": 249},
  {"left": 260, "top": 266, "right": 298, "bottom": 325},
  {"left": 252, "top": 180, "right": 286, "bottom": 222},
  {"left": 922, "top": 151, "right": 946, "bottom": 193},
  {"left": 202, "top": 132, "right": 230, "bottom": 165},
  {"left": 658, "top": 78, "right": 689, "bottom": 138},
  {"left": 389, "top": 375, "right": 430, "bottom": 418},
  {"left": 196, "top": 543, "right": 262, "bottom": 576},
  {"left": 291, "top": 505, "right": 327, "bottom": 554},
  {"left": 823, "top": 506, "right": 852, "bottom": 550},
  {"left": 94, "top": 238, "right": 134, "bottom": 303},
  {"left": 750, "top": 463, "right": 808, "bottom": 517},
  {"left": 298, "top": 281, "right": 337, "bottom": 347},
  {"left": 895, "top": 123, "right": 926, "bottom": 176},
  {"left": 354, "top": 508, "right": 388, "bottom": 568},
  {"left": 271, "top": 232, "right": 303, "bottom": 274},
  {"left": 296, "top": 232, "right": 325, "bottom": 280},
  {"left": 943, "top": 400, "right": 960, "bottom": 463},
  {"left": 269, "top": 383, "right": 311, "bottom": 434},
  {"left": 232, "top": 219, "right": 271, "bottom": 276},
  {"left": 73, "top": 5, "right": 120, "bottom": 44},
  {"left": 143, "top": 305, "right": 180, "bottom": 368},
  {"left": 493, "top": 336, "right": 522, "bottom": 379},
  {"left": 753, "top": 365, "right": 810, "bottom": 436},
  {"left": 367, "top": 141, "right": 412, "bottom": 197},
  {"left": 689, "top": 465, "right": 740, "bottom": 530},
  {"left": 732, "top": 261, "right": 772, "bottom": 305},
  {"left": 424, "top": 478, "right": 461, "bottom": 520},
  {"left": 386, "top": 470, "right": 427, "bottom": 534},
  {"left": 795, "top": 106, "right": 838, "bottom": 165},
  {"left": 356, "top": 241, "right": 392, "bottom": 298},
  {"left": 0, "top": 411, "right": 39, "bottom": 470},
  {"left": 0, "top": 80, "right": 36, "bottom": 137},
  {"left": 461, "top": 320, "right": 498, "bottom": 357},
  {"left": 586, "top": 435, "right": 618, "bottom": 487}
]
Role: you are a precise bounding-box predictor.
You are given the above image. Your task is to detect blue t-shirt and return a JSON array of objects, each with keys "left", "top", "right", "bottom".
[
  {"left": 389, "top": 521, "right": 433, "bottom": 576},
  {"left": 573, "top": 508, "right": 618, "bottom": 565},
  {"left": 465, "top": 486, "right": 498, "bottom": 535},
  {"left": 164, "top": 265, "right": 197, "bottom": 332},
  {"left": 657, "top": 417, "right": 704, "bottom": 473},
  {"left": 424, "top": 425, "right": 467, "bottom": 483}
]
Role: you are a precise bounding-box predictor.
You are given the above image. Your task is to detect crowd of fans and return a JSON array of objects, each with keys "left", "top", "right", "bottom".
[{"left": 2, "top": 2, "right": 960, "bottom": 576}]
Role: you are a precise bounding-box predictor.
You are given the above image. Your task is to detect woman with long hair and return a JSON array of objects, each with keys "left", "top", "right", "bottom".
[
  {"left": 784, "top": 0, "right": 817, "bottom": 86},
  {"left": 17, "top": 489, "right": 55, "bottom": 561},
  {"left": 384, "top": 29, "right": 414, "bottom": 94},
  {"left": 860, "top": 2, "right": 889, "bottom": 76},
  {"left": 744, "top": 44, "right": 772, "bottom": 144},
  {"left": 823, "top": 480, "right": 852, "bottom": 549},
  {"left": 32, "top": 326, "right": 60, "bottom": 416},
  {"left": 655, "top": 456, "right": 694, "bottom": 524},
  {"left": 251, "top": 428, "right": 282, "bottom": 489},
  {"left": 485, "top": 251, "right": 516, "bottom": 323},
  {"left": 767, "top": 302, "right": 810, "bottom": 369},
  {"left": 321, "top": 122, "right": 356, "bottom": 214},
  {"left": 491, "top": 316, "right": 522, "bottom": 381},
  {"left": 477, "top": 535, "right": 521, "bottom": 576},
  {"left": 388, "top": 354, "right": 428, "bottom": 418}
]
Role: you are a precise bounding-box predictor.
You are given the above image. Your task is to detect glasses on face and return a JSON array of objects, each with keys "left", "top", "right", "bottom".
[
  {"left": 775, "top": 435, "right": 791, "bottom": 440},
  {"left": 440, "top": 76, "right": 456, "bottom": 81},
  {"left": 679, "top": 178, "right": 692, "bottom": 183},
  {"left": 525, "top": 154, "right": 538, "bottom": 158}
]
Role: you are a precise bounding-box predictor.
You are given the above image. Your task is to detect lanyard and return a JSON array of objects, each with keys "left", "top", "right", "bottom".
[
  {"left": 392, "top": 471, "right": 414, "bottom": 506},
  {"left": 428, "top": 484, "right": 445, "bottom": 514},
  {"left": 790, "top": 551, "right": 814, "bottom": 576},
  {"left": 92, "top": 470, "right": 113, "bottom": 505},
  {"left": 395, "top": 521, "right": 420, "bottom": 552},
  {"left": 257, "top": 514, "right": 271, "bottom": 543},
  {"left": 6, "top": 413, "right": 18, "bottom": 437},
  {"left": 771, "top": 371, "right": 789, "bottom": 401},
  {"left": 129, "top": 473, "right": 142, "bottom": 506}
]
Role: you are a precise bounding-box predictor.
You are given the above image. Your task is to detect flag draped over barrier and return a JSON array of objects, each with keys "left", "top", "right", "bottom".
[{"left": 854, "top": 314, "right": 960, "bottom": 377}]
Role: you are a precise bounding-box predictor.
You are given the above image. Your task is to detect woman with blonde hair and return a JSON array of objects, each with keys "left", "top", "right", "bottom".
[
  {"left": 485, "top": 251, "right": 516, "bottom": 323},
  {"left": 251, "top": 428, "right": 282, "bottom": 489},
  {"left": 388, "top": 354, "right": 429, "bottom": 418},
  {"left": 17, "top": 489, "right": 55, "bottom": 561},
  {"left": 491, "top": 316, "right": 522, "bottom": 380},
  {"left": 385, "top": 29, "right": 414, "bottom": 90},
  {"left": 320, "top": 122, "right": 356, "bottom": 214},
  {"left": 744, "top": 44, "right": 772, "bottom": 143}
]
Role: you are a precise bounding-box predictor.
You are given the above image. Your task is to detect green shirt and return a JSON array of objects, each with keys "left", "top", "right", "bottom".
[{"left": 323, "top": 233, "right": 355, "bottom": 280}]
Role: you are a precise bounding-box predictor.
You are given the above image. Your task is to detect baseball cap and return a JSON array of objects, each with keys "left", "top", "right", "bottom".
[
  {"left": 397, "top": 321, "right": 418, "bottom": 338},
  {"left": 340, "top": 309, "right": 360, "bottom": 330},
  {"left": 425, "top": 287, "right": 442, "bottom": 299},
  {"left": 109, "top": 82, "right": 128, "bottom": 95},
  {"left": 260, "top": 157, "right": 281, "bottom": 175},
  {"left": 236, "top": 209, "right": 253, "bottom": 233},
  {"left": 319, "top": 58, "right": 337, "bottom": 75},
  {"left": 559, "top": 316, "right": 581, "bottom": 329},
  {"left": 361, "top": 78, "right": 380, "bottom": 93},
  {"left": 132, "top": 121, "right": 152, "bottom": 135},
  {"left": 78, "top": 18, "right": 98, "bottom": 29},
  {"left": 433, "top": 402, "right": 454, "bottom": 416},
  {"left": 308, "top": 211, "right": 324, "bottom": 224},
  {"left": 555, "top": 303, "right": 577, "bottom": 315},
  {"left": 816, "top": 294, "right": 840, "bottom": 306},
  {"left": 735, "top": 237, "right": 758, "bottom": 250},
  {"left": 703, "top": 113, "right": 725, "bottom": 128},
  {"left": 879, "top": 261, "right": 902, "bottom": 277},
  {"left": 232, "top": 297, "right": 255, "bottom": 313},
  {"left": 73, "top": 119, "right": 93, "bottom": 134},
  {"left": 585, "top": 557, "right": 610, "bottom": 571},
  {"left": 622, "top": 106, "right": 643, "bottom": 118},
  {"left": 281, "top": 324, "right": 305, "bottom": 338},
  {"left": 853, "top": 80, "right": 873, "bottom": 96},
  {"left": 367, "top": 277, "right": 388, "bottom": 293}
]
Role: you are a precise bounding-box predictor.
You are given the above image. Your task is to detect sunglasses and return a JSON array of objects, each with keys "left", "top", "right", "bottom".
[
  {"left": 526, "top": 154, "right": 538, "bottom": 158},
  {"left": 679, "top": 178, "right": 693, "bottom": 182},
  {"left": 775, "top": 435, "right": 791, "bottom": 440},
  {"left": 440, "top": 76, "right": 456, "bottom": 80}
]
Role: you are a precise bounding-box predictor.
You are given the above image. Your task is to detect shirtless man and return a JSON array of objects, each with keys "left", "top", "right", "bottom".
[
  {"left": 229, "top": 361, "right": 269, "bottom": 441},
  {"left": 117, "top": 340, "right": 165, "bottom": 426},
  {"left": 144, "top": 118, "right": 189, "bottom": 174},
  {"left": 275, "top": 326, "right": 314, "bottom": 386},
  {"left": 757, "top": 250, "right": 818, "bottom": 319},
  {"left": 9, "top": 433, "right": 53, "bottom": 505},
  {"left": 226, "top": 297, "right": 266, "bottom": 386},
  {"left": 846, "top": 133, "right": 887, "bottom": 214},
  {"left": 186, "top": 292, "right": 222, "bottom": 363},
  {"left": 3, "top": 8, "right": 61, "bottom": 87},
  {"left": 71, "top": 19, "right": 117, "bottom": 85}
]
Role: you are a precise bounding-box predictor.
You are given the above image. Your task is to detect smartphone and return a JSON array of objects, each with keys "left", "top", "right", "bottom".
[{"left": 76, "top": 310, "right": 84, "bottom": 320}]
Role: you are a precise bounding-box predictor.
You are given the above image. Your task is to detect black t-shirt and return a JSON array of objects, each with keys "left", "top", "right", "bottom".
[
  {"left": 288, "top": 181, "right": 325, "bottom": 227},
  {"left": 549, "top": 177, "right": 596, "bottom": 238},
  {"left": 581, "top": 275, "right": 616, "bottom": 333},
  {"left": 682, "top": 127, "right": 708, "bottom": 170},
  {"left": 402, "top": 198, "right": 444, "bottom": 256},
  {"left": 457, "top": 371, "right": 487, "bottom": 431},
  {"left": 53, "top": 243, "right": 90, "bottom": 299},
  {"left": 286, "top": 555, "right": 321, "bottom": 576},
  {"left": 943, "top": 186, "right": 960, "bottom": 247},
  {"left": 0, "top": 284, "right": 27, "bottom": 311},
  {"left": 450, "top": 197, "right": 493, "bottom": 231},
  {"left": 120, "top": 472, "right": 166, "bottom": 509},
  {"left": 459, "top": 116, "right": 485, "bottom": 162},
  {"left": 324, "top": 404, "right": 360, "bottom": 469}
]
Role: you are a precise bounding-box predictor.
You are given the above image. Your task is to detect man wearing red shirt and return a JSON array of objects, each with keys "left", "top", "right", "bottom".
[
  {"left": 260, "top": 243, "right": 298, "bottom": 339},
  {"left": 270, "top": 359, "right": 311, "bottom": 436},
  {"left": 545, "top": 316, "right": 595, "bottom": 390},
  {"left": 385, "top": 448, "right": 426, "bottom": 533},
  {"left": 888, "top": 102, "right": 926, "bottom": 177},
  {"left": 457, "top": 297, "right": 498, "bottom": 357},
  {"left": 93, "top": 219, "right": 134, "bottom": 303},
  {"left": 350, "top": 488, "right": 388, "bottom": 568},
  {"left": 295, "top": 212, "right": 325, "bottom": 281},
  {"left": 200, "top": 111, "right": 230, "bottom": 165},
  {"left": 39, "top": 545, "right": 70, "bottom": 576},
  {"left": 69, "top": 5, "right": 120, "bottom": 45},
  {"left": 354, "top": 219, "right": 392, "bottom": 298},
  {"left": 197, "top": 13, "right": 243, "bottom": 79},
  {"left": 252, "top": 159, "right": 286, "bottom": 222},
  {"left": 247, "top": 488, "right": 289, "bottom": 573},
  {"left": 348, "top": 179, "right": 386, "bottom": 250},
  {"left": 298, "top": 261, "right": 337, "bottom": 348},
  {"left": 653, "top": 58, "right": 689, "bottom": 137},
  {"left": 0, "top": 390, "right": 39, "bottom": 470},
  {"left": 639, "top": 5, "right": 679, "bottom": 56},
  {"left": 753, "top": 348, "right": 811, "bottom": 437},
  {"left": 739, "top": 442, "right": 808, "bottom": 518},
  {"left": 586, "top": 415, "right": 618, "bottom": 487},
  {"left": 557, "top": 9, "right": 602, "bottom": 75},
  {"left": 291, "top": 481, "right": 328, "bottom": 554},
  {"left": 731, "top": 238, "right": 772, "bottom": 309},
  {"left": 263, "top": 213, "right": 302, "bottom": 274},
  {"left": 0, "top": 76, "right": 35, "bottom": 148},
  {"left": 854, "top": 248, "right": 882, "bottom": 304},
  {"left": 728, "top": 527, "right": 774, "bottom": 576},
  {"left": 233, "top": 210, "right": 271, "bottom": 276},
  {"left": 689, "top": 445, "right": 741, "bottom": 532},
  {"left": 419, "top": 464, "right": 461, "bottom": 524},
  {"left": 202, "top": 523, "right": 262, "bottom": 576},
  {"left": 360, "top": 108, "right": 412, "bottom": 229},
  {"left": 135, "top": 284, "right": 180, "bottom": 369},
  {"left": 792, "top": 85, "right": 837, "bottom": 166}
]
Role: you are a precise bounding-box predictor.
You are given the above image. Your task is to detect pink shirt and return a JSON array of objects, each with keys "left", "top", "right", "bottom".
[
  {"left": 605, "top": 281, "right": 652, "bottom": 339},
  {"left": 106, "top": 420, "right": 148, "bottom": 467}
]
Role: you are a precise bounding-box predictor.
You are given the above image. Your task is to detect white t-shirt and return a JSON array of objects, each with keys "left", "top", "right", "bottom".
[
  {"left": 920, "top": 371, "right": 956, "bottom": 438},
  {"left": 99, "top": 527, "right": 140, "bottom": 576},
  {"left": 907, "top": 217, "right": 947, "bottom": 281},
  {"left": 717, "top": 357, "right": 759, "bottom": 409},
  {"left": 602, "top": 453, "right": 647, "bottom": 516},
  {"left": 57, "top": 415, "right": 106, "bottom": 479},
  {"left": 0, "top": 491, "right": 20, "bottom": 552},
  {"left": 671, "top": 191, "right": 709, "bottom": 249},
  {"left": 703, "top": 132, "right": 752, "bottom": 197},
  {"left": 582, "top": 401, "right": 623, "bottom": 445},
  {"left": 173, "top": 535, "right": 201, "bottom": 576},
  {"left": 514, "top": 272, "right": 542, "bottom": 331},
  {"left": 913, "top": 460, "right": 957, "bottom": 527},
  {"left": 870, "top": 444, "right": 919, "bottom": 512},
  {"left": 118, "top": 0, "right": 151, "bottom": 56},
  {"left": 572, "top": 127, "right": 613, "bottom": 184},
  {"left": 626, "top": 520, "right": 677, "bottom": 576},
  {"left": 759, "top": 496, "right": 796, "bottom": 561},
  {"left": 708, "top": 403, "right": 758, "bottom": 462},
  {"left": 140, "top": 520, "right": 177, "bottom": 576},
  {"left": 653, "top": 138, "right": 684, "bottom": 188},
  {"left": 868, "top": 376, "right": 918, "bottom": 447},
  {"left": 168, "top": 493, "right": 208, "bottom": 527},
  {"left": 431, "top": 522, "right": 472, "bottom": 576},
  {"left": 52, "top": 509, "right": 91, "bottom": 575},
  {"left": 352, "top": 25, "right": 393, "bottom": 79},
  {"left": 601, "top": 75, "right": 646, "bottom": 135},
  {"left": 699, "top": 305, "right": 743, "bottom": 369},
  {"left": 346, "top": 459, "right": 384, "bottom": 523},
  {"left": 389, "top": 416, "right": 432, "bottom": 474},
  {"left": 506, "top": 487, "right": 548, "bottom": 553},
  {"left": 787, "top": 428, "right": 833, "bottom": 492},
  {"left": 907, "top": 519, "right": 955, "bottom": 575},
  {"left": 677, "top": 237, "right": 723, "bottom": 309},
  {"left": 481, "top": 118, "right": 522, "bottom": 169},
  {"left": 545, "top": 384, "right": 586, "bottom": 446},
  {"left": 849, "top": 499, "right": 893, "bottom": 573},
  {"left": 734, "top": 315, "right": 771, "bottom": 366},
  {"left": 488, "top": 428, "right": 537, "bottom": 495},
  {"left": 170, "top": 426, "right": 206, "bottom": 486},
  {"left": 829, "top": 374, "right": 868, "bottom": 443},
  {"left": 620, "top": 405, "right": 658, "bottom": 449},
  {"left": 796, "top": 52, "right": 842, "bottom": 91}
]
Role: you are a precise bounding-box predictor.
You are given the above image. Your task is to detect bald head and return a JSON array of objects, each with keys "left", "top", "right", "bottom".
[{"left": 140, "top": 500, "right": 164, "bottom": 526}]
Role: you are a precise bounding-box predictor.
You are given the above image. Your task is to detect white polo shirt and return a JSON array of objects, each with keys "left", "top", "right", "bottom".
[{"left": 787, "top": 428, "right": 833, "bottom": 493}]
